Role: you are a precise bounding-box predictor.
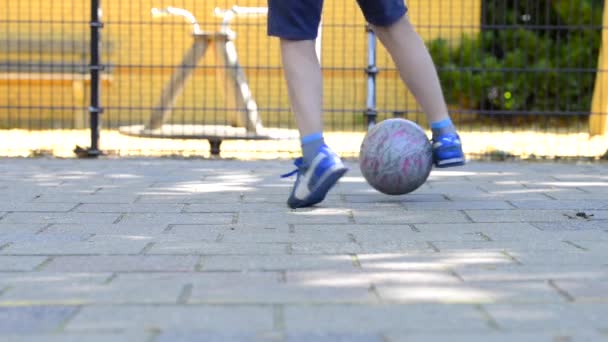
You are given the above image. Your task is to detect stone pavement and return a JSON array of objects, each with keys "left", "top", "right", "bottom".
[{"left": 0, "top": 157, "right": 606, "bottom": 342}]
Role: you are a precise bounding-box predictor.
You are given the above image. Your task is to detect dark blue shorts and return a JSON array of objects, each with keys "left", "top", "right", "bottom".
[{"left": 268, "top": 0, "right": 407, "bottom": 40}]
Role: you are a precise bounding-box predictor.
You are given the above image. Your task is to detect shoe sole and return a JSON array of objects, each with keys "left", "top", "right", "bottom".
[
  {"left": 435, "top": 158, "right": 466, "bottom": 168},
  {"left": 288, "top": 167, "right": 348, "bottom": 209}
]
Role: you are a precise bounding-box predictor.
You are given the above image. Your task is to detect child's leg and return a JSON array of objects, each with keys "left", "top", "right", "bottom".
[
  {"left": 371, "top": 15, "right": 452, "bottom": 130},
  {"left": 280, "top": 39, "right": 323, "bottom": 139},
  {"left": 269, "top": 0, "right": 347, "bottom": 208},
  {"left": 356, "top": 0, "right": 465, "bottom": 167}
]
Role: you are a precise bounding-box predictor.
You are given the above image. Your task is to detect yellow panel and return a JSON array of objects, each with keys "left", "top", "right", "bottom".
[
  {"left": 1, "top": 0, "right": 480, "bottom": 128},
  {"left": 590, "top": 2, "right": 608, "bottom": 136}
]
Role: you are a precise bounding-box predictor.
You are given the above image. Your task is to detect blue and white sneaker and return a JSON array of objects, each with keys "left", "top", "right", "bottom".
[
  {"left": 432, "top": 133, "right": 466, "bottom": 168},
  {"left": 281, "top": 146, "right": 348, "bottom": 209}
]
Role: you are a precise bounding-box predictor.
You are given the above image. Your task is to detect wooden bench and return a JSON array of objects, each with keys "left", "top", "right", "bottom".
[{"left": 0, "top": 38, "right": 113, "bottom": 128}]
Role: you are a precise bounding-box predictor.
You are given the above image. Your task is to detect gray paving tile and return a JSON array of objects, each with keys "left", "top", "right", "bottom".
[
  {"left": 465, "top": 210, "right": 581, "bottom": 223},
  {"left": 0, "top": 306, "right": 78, "bottom": 333},
  {"left": 0, "top": 332, "right": 151, "bottom": 342},
  {"left": 76, "top": 203, "right": 185, "bottom": 213},
  {"left": 185, "top": 203, "right": 289, "bottom": 213},
  {"left": 358, "top": 252, "right": 514, "bottom": 271},
  {"left": 284, "top": 333, "right": 383, "bottom": 342},
  {"left": 119, "top": 213, "right": 235, "bottom": 225},
  {"left": 0, "top": 223, "right": 53, "bottom": 234},
  {"left": 238, "top": 210, "right": 351, "bottom": 225},
  {"left": 483, "top": 303, "right": 608, "bottom": 331},
  {"left": 353, "top": 210, "right": 470, "bottom": 224},
  {"left": 403, "top": 201, "right": 513, "bottom": 210},
  {"left": 1, "top": 277, "right": 182, "bottom": 305},
  {"left": 2, "top": 236, "right": 149, "bottom": 255},
  {"left": 0, "top": 256, "right": 47, "bottom": 271},
  {"left": 149, "top": 242, "right": 287, "bottom": 255},
  {"left": 384, "top": 332, "right": 605, "bottom": 342},
  {"left": 43, "top": 255, "right": 199, "bottom": 272},
  {"left": 377, "top": 281, "right": 564, "bottom": 304},
  {"left": 202, "top": 255, "right": 355, "bottom": 271},
  {"left": 510, "top": 200, "right": 608, "bottom": 210},
  {"left": 65, "top": 305, "right": 274, "bottom": 332},
  {"left": 156, "top": 332, "right": 284, "bottom": 342},
  {"left": 553, "top": 280, "right": 608, "bottom": 302},
  {"left": 1, "top": 213, "right": 120, "bottom": 225},
  {"left": 0, "top": 203, "right": 76, "bottom": 212},
  {"left": 0, "top": 272, "right": 110, "bottom": 288},
  {"left": 284, "top": 304, "right": 489, "bottom": 333},
  {"left": 43, "top": 223, "right": 169, "bottom": 235},
  {"left": 286, "top": 270, "right": 459, "bottom": 286},
  {"left": 450, "top": 264, "right": 608, "bottom": 282}
]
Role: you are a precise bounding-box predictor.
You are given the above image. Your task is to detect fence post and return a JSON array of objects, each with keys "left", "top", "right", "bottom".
[
  {"left": 364, "top": 24, "right": 378, "bottom": 131},
  {"left": 75, "top": 0, "right": 103, "bottom": 157},
  {"left": 590, "top": 2, "right": 608, "bottom": 136}
]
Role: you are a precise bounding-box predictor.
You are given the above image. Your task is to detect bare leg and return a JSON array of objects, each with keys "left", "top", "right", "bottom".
[
  {"left": 372, "top": 15, "right": 450, "bottom": 124},
  {"left": 280, "top": 39, "right": 323, "bottom": 137}
]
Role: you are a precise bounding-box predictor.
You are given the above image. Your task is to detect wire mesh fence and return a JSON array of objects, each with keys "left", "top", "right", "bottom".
[{"left": 1, "top": 0, "right": 607, "bottom": 159}]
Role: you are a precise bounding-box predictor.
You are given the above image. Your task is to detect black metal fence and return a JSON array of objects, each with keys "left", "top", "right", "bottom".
[{"left": 1, "top": 0, "right": 606, "bottom": 159}]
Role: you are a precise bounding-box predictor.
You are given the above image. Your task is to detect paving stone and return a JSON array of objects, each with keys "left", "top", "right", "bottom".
[
  {"left": 1, "top": 213, "right": 120, "bottom": 225},
  {"left": 149, "top": 242, "right": 287, "bottom": 255},
  {"left": 384, "top": 332, "right": 605, "bottom": 342},
  {"left": 501, "top": 250, "right": 608, "bottom": 266},
  {"left": 239, "top": 194, "right": 296, "bottom": 204},
  {"left": 449, "top": 264, "right": 608, "bottom": 282},
  {"left": 119, "top": 213, "right": 235, "bottom": 226},
  {"left": 2, "top": 278, "right": 183, "bottom": 305},
  {"left": 0, "top": 273, "right": 110, "bottom": 288},
  {"left": 202, "top": 255, "right": 355, "bottom": 271},
  {"left": 433, "top": 240, "right": 580, "bottom": 253},
  {"left": 43, "top": 223, "right": 169, "bottom": 235},
  {"left": 286, "top": 270, "right": 459, "bottom": 286},
  {"left": 168, "top": 225, "right": 289, "bottom": 241},
  {"left": 138, "top": 194, "right": 242, "bottom": 204},
  {"left": 43, "top": 255, "right": 199, "bottom": 272},
  {"left": 0, "top": 306, "right": 78, "bottom": 333},
  {"left": 532, "top": 221, "right": 608, "bottom": 231},
  {"left": 358, "top": 252, "right": 514, "bottom": 271},
  {"left": 290, "top": 242, "right": 363, "bottom": 254},
  {"left": 464, "top": 210, "right": 582, "bottom": 223},
  {"left": 509, "top": 200, "right": 608, "bottom": 210},
  {"left": 377, "top": 281, "right": 564, "bottom": 304},
  {"left": 0, "top": 332, "right": 150, "bottom": 342},
  {"left": 65, "top": 305, "right": 274, "bottom": 332},
  {"left": 189, "top": 275, "right": 375, "bottom": 304},
  {"left": 184, "top": 203, "right": 287, "bottom": 213},
  {"left": 552, "top": 280, "right": 608, "bottom": 302},
  {"left": 483, "top": 303, "right": 608, "bottom": 331},
  {"left": 546, "top": 192, "right": 608, "bottom": 201},
  {"left": 2, "top": 236, "right": 149, "bottom": 255},
  {"left": 296, "top": 224, "right": 488, "bottom": 244},
  {"left": 76, "top": 203, "right": 185, "bottom": 213},
  {"left": 284, "top": 333, "right": 384, "bottom": 342},
  {"left": 0, "top": 223, "right": 50, "bottom": 234},
  {"left": 568, "top": 240, "right": 608, "bottom": 252},
  {"left": 364, "top": 241, "right": 436, "bottom": 254},
  {"left": 284, "top": 304, "right": 489, "bottom": 333},
  {"left": 403, "top": 201, "right": 513, "bottom": 210},
  {"left": 238, "top": 210, "right": 351, "bottom": 225},
  {"left": 156, "top": 331, "right": 285, "bottom": 342},
  {"left": 0, "top": 203, "right": 76, "bottom": 212},
  {"left": 0, "top": 256, "right": 47, "bottom": 271},
  {"left": 0, "top": 233, "right": 87, "bottom": 245},
  {"left": 343, "top": 193, "right": 448, "bottom": 203},
  {"left": 353, "top": 210, "right": 470, "bottom": 224}
]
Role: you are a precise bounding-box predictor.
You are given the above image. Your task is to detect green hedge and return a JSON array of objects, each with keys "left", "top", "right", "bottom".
[{"left": 429, "top": 0, "right": 604, "bottom": 114}]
